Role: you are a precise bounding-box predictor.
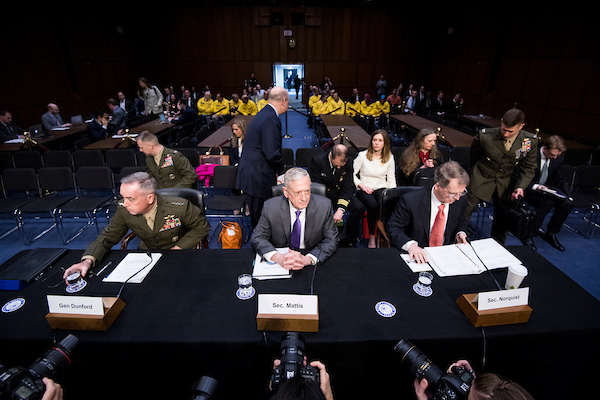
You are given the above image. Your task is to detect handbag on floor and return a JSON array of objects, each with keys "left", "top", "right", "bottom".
[{"left": 218, "top": 221, "right": 242, "bottom": 249}]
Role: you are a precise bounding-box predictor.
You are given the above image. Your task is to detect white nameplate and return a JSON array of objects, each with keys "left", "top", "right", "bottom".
[
  {"left": 258, "top": 294, "right": 318, "bottom": 315},
  {"left": 47, "top": 295, "right": 104, "bottom": 316},
  {"left": 476, "top": 287, "right": 529, "bottom": 311}
]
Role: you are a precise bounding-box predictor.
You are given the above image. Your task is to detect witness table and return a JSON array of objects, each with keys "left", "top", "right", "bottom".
[
  {"left": 83, "top": 120, "right": 174, "bottom": 151},
  {"left": 320, "top": 115, "right": 371, "bottom": 148},
  {"left": 0, "top": 246, "right": 597, "bottom": 400},
  {"left": 391, "top": 114, "right": 474, "bottom": 148},
  {"left": 0, "top": 124, "right": 89, "bottom": 152}
]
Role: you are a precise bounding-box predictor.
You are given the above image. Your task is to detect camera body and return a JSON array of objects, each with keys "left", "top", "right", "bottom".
[
  {"left": 270, "top": 332, "right": 320, "bottom": 390},
  {"left": 0, "top": 334, "right": 78, "bottom": 400},
  {"left": 394, "top": 339, "right": 474, "bottom": 400}
]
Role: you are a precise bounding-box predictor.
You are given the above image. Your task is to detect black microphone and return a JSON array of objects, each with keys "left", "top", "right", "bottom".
[{"left": 116, "top": 251, "right": 154, "bottom": 299}]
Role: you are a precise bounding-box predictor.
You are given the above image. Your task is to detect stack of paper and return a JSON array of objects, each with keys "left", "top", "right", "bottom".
[
  {"left": 425, "top": 238, "right": 522, "bottom": 277},
  {"left": 252, "top": 249, "right": 292, "bottom": 280},
  {"left": 102, "top": 252, "right": 162, "bottom": 283}
]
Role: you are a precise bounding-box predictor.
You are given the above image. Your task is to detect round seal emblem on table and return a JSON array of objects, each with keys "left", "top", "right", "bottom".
[
  {"left": 375, "top": 301, "right": 396, "bottom": 318},
  {"left": 2, "top": 298, "right": 25, "bottom": 313}
]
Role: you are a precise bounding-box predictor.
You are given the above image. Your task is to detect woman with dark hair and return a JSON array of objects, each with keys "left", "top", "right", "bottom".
[
  {"left": 137, "top": 77, "right": 164, "bottom": 119},
  {"left": 398, "top": 128, "right": 442, "bottom": 185},
  {"left": 414, "top": 359, "right": 535, "bottom": 400},
  {"left": 352, "top": 129, "right": 396, "bottom": 248},
  {"left": 230, "top": 117, "right": 248, "bottom": 167}
]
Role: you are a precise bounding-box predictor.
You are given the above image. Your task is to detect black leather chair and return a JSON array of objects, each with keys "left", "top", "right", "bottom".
[{"left": 376, "top": 186, "right": 424, "bottom": 247}]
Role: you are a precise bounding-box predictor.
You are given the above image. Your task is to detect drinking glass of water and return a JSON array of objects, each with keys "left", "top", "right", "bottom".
[
  {"left": 413, "top": 271, "right": 433, "bottom": 297},
  {"left": 236, "top": 273, "right": 255, "bottom": 300}
]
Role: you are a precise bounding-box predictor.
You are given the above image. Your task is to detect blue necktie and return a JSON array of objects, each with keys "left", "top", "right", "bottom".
[
  {"left": 539, "top": 160, "right": 549, "bottom": 185},
  {"left": 291, "top": 210, "right": 301, "bottom": 249}
]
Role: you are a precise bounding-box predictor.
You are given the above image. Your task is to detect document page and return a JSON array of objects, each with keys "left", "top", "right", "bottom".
[
  {"left": 102, "top": 253, "right": 162, "bottom": 283},
  {"left": 425, "top": 245, "right": 483, "bottom": 276},
  {"left": 252, "top": 248, "right": 292, "bottom": 280},
  {"left": 463, "top": 238, "right": 523, "bottom": 270}
]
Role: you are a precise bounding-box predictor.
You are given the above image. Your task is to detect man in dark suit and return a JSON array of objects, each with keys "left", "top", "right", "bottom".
[
  {"left": 387, "top": 161, "right": 470, "bottom": 263},
  {"left": 107, "top": 98, "right": 127, "bottom": 133},
  {"left": 465, "top": 108, "right": 538, "bottom": 243},
  {"left": 0, "top": 110, "right": 25, "bottom": 142},
  {"left": 169, "top": 98, "right": 197, "bottom": 127},
  {"left": 525, "top": 135, "right": 572, "bottom": 251},
  {"left": 236, "top": 86, "right": 288, "bottom": 228},
  {"left": 251, "top": 167, "right": 339, "bottom": 269},
  {"left": 86, "top": 109, "right": 110, "bottom": 143}
]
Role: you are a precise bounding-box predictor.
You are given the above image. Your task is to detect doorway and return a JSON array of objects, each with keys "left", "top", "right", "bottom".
[{"left": 273, "top": 62, "right": 304, "bottom": 106}]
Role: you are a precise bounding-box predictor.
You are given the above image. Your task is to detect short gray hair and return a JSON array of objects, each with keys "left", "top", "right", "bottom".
[
  {"left": 284, "top": 167, "right": 309, "bottom": 188},
  {"left": 137, "top": 130, "right": 159, "bottom": 144},
  {"left": 121, "top": 171, "right": 157, "bottom": 194},
  {"left": 434, "top": 161, "right": 470, "bottom": 188}
]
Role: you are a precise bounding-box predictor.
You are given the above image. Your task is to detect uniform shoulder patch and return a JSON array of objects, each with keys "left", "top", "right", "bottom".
[{"left": 170, "top": 201, "right": 185, "bottom": 206}]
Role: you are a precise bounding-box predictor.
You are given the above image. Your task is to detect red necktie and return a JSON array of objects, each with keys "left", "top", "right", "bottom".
[{"left": 429, "top": 204, "right": 445, "bottom": 247}]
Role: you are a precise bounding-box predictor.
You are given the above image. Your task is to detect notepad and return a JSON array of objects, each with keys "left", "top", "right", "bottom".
[
  {"left": 102, "top": 253, "right": 162, "bottom": 283},
  {"left": 252, "top": 248, "right": 292, "bottom": 280}
]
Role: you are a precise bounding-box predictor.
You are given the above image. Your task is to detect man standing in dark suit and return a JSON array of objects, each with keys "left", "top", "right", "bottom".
[
  {"left": 251, "top": 167, "right": 339, "bottom": 269},
  {"left": 525, "top": 135, "right": 572, "bottom": 251},
  {"left": 386, "top": 161, "right": 470, "bottom": 263},
  {"left": 236, "top": 86, "right": 288, "bottom": 228},
  {"left": 0, "top": 110, "right": 25, "bottom": 142},
  {"left": 465, "top": 108, "right": 538, "bottom": 243}
]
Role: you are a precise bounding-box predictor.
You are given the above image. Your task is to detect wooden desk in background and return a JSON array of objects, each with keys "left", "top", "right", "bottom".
[
  {"left": 391, "top": 114, "right": 474, "bottom": 148},
  {"left": 0, "top": 123, "right": 88, "bottom": 152},
  {"left": 197, "top": 115, "right": 253, "bottom": 148},
  {"left": 321, "top": 115, "right": 371, "bottom": 148}
]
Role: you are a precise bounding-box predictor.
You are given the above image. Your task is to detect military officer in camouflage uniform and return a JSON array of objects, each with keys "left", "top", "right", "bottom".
[
  {"left": 63, "top": 172, "right": 210, "bottom": 279},
  {"left": 137, "top": 130, "right": 198, "bottom": 189},
  {"left": 465, "top": 108, "right": 538, "bottom": 243}
]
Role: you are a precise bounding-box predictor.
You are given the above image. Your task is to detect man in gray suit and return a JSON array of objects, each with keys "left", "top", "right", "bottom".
[
  {"left": 107, "top": 98, "right": 128, "bottom": 132},
  {"left": 251, "top": 167, "right": 339, "bottom": 270},
  {"left": 41, "top": 103, "right": 71, "bottom": 132}
]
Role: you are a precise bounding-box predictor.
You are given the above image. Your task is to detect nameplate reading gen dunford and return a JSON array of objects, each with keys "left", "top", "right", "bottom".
[
  {"left": 47, "top": 295, "right": 105, "bottom": 316},
  {"left": 475, "top": 287, "right": 529, "bottom": 311},
  {"left": 257, "top": 294, "right": 318, "bottom": 316}
]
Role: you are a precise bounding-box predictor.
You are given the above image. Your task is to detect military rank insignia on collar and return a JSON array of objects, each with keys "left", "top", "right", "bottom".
[
  {"left": 161, "top": 154, "right": 174, "bottom": 168},
  {"left": 159, "top": 215, "right": 181, "bottom": 232}
]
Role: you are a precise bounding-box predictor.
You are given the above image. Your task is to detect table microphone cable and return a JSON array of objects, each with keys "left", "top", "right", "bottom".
[
  {"left": 116, "top": 251, "right": 153, "bottom": 299},
  {"left": 309, "top": 245, "right": 323, "bottom": 296},
  {"left": 467, "top": 241, "right": 503, "bottom": 291}
]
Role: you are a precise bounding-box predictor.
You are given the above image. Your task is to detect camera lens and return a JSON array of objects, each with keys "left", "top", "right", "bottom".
[
  {"left": 280, "top": 332, "right": 306, "bottom": 365},
  {"left": 28, "top": 334, "right": 78, "bottom": 379},
  {"left": 394, "top": 339, "right": 444, "bottom": 387}
]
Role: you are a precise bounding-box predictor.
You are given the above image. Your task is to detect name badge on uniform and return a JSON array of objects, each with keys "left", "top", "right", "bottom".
[
  {"left": 161, "top": 154, "right": 174, "bottom": 168},
  {"left": 159, "top": 215, "right": 181, "bottom": 232}
]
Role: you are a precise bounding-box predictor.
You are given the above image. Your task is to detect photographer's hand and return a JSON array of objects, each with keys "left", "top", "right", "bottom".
[
  {"left": 41, "top": 378, "right": 63, "bottom": 400},
  {"left": 413, "top": 377, "right": 430, "bottom": 400},
  {"left": 447, "top": 359, "right": 476, "bottom": 379},
  {"left": 310, "top": 361, "right": 334, "bottom": 400}
]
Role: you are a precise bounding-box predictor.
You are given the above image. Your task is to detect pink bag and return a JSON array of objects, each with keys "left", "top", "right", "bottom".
[{"left": 196, "top": 163, "right": 217, "bottom": 187}]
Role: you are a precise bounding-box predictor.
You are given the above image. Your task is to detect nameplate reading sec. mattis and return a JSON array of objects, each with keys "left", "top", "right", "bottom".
[
  {"left": 258, "top": 294, "right": 318, "bottom": 315},
  {"left": 475, "top": 287, "right": 529, "bottom": 311},
  {"left": 47, "top": 295, "right": 104, "bottom": 316}
]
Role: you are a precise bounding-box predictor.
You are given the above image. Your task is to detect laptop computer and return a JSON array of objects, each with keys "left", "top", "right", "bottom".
[{"left": 71, "top": 115, "right": 83, "bottom": 125}]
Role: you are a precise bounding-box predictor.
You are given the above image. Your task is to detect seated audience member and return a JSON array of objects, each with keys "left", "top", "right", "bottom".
[
  {"left": 254, "top": 84, "right": 265, "bottom": 102},
  {"left": 169, "top": 98, "right": 197, "bottom": 127},
  {"left": 0, "top": 110, "right": 26, "bottom": 142},
  {"left": 360, "top": 93, "right": 374, "bottom": 116},
  {"left": 229, "top": 93, "right": 243, "bottom": 115},
  {"left": 86, "top": 109, "right": 110, "bottom": 142},
  {"left": 386, "top": 88, "right": 402, "bottom": 106},
  {"left": 308, "top": 87, "right": 321, "bottom": 111},
  {"left": 311, "top": 94, "right": 330, "bottom": 116},
  {"left": 326, "top": 92, "right": 345, "bottom": 115},
  {"left": 371, "top": 96, "right": 391, "bottom": 117},
  {"left": 397, "top": 128, "right": 443, "bottom": 185},
  {"left": 196, "top": 91, "right": 214, "bottom": 116},
  {"left": 257, "top": 90, "right": 269, "bottom": 112},
  {"left": 525, "top": 134, "right": 572, "bottom": 251},
  {"left": 41, "top": 102, "right": 71, "bottom": 132},
  {"left": 230, "top": 117, "right": 247, "bottom": 166},
  {"left": 182, "top": 88, "right": 197, "bottom": 111},
  {"left": 308, "top": 144, "right": 354, "bottom": 239},
  {"left": 352, "top": 129, "right": 396, "bottom": 248},
  {"left": 345, "top": 89, "right": 361, "bottom": 118},
  {"left": 63, "top": 172, "right": 210, "bottom": 278},
  {"left": 387, "top": 161, "right": 469, "bottom": 263},
  {"left": 238, "top": 94, "right": 258, "bottom": 116},
  {"left": 413, "top": 359, "right": 534, "bottom": 400},
  {"left": 107, "top": 98, "right": 127, "bottom": 133},
  {"left": 117, "top": 91, "right": 135, "bottom": 116},
  {"left": 404, "top": 90, "right": 420, "bottom": 114},
  {"left": 250, "top": 167, "right": 339, "bottom": 270},
  {"left": 137, "top": 130, "right": 198, "bottom": 189},
  {"left": 431, "top": 91, "right": 447, "bottom": 117},
  {"left": 211, "top": 93, "right": 230, "bottom": 124}
]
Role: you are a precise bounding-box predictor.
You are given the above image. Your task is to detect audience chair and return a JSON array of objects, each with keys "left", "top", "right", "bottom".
[
  {"left": 450, "top": 146, "right": 470, "bottom": 171},
  {"left": 121, "top": 187, "right": 209, "bottom": 250},
  {"left": 105, "top": 148, "right": 137, "bottom": 181},
  {"left": 295, "top": 148, "right": 325, "bottom": 168},
  {"left": 282, "top": 148, "right": 295, "bottom": 172},
  {"left": 0, "top": 168, "right": 39, "bottom": 240},
  {"left": 177, "top": 147, "right": 200, "bottom": 169},
  {"left": 55, "top": 166, "right": 116, "bottom": 244},
  {"left": 43, "top": 150, "right": 73, "bottom": 169},
  {"left": 376, "top": 186, "right": 424, "bottom": 247},
  {"left": 14, "top": 167, "right": 77, "bottom": 244},
  {"left": 119, "top": 166, "right": 147, "bottom": 182},
  {"left": 0, "top": 152, "right": 14, "bottom": 174},
  {"left": 392, "top": 147, "right": 407, "bottom": 168},
  {"left": 13, "top": 151, "right": 43, "bottom": 170},
  {"left": 204, "top": 166, "right": 246, "bottom": 242},
  {"left": 563, "top": 165, "right": 600, "bottom": 238},
  {"left": 438, "top": 146, "right": 450, "bottom": 163},
  {"left": 74, "top": 136, "right": 92, "bottom": 150},
  {"left": 73, "top": 149, "right": 104, "bottom": 170},
  {"left": 563, "top": 148, "right": 593, "bottom": 167}
]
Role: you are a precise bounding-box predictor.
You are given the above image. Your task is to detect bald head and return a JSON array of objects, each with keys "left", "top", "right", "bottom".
[{"left": 268, "top": 86, "right": 289, "bottom": 114}]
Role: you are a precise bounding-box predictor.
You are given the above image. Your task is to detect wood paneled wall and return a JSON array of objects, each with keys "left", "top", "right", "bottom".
[{"left": 2, "top": 5, "right": 599, "bottom": 146}]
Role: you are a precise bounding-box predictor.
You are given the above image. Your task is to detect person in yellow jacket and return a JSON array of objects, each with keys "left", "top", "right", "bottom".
[
  {"left": 370, "top": 96, "right": 390, "bottom": 117},
  {"left": 308, "top": 88, "right": 321, "bottom": 112},
  {"left": 360, "top": 93, "right": 375, "bottom": 116},
  {"left": 229, "top": 93, "right": 243, "bottom": 115},
  {"left": 211, "top": 93, "right": 230, "bottom": 116},
  {"left": 238, "top": 95, "right": 258, "bottom": 116},
  {"left": 196, "top": 91, "right": 214, "bottom": 116},
  {"left": 257, "top": 91, "right": 269, "bottom": 112},
  {"left": 312, "top": 94, "right": 330, "bottom": 116},
  {"left": 326, "top": 92, "right": 346, "bottom": 115}
]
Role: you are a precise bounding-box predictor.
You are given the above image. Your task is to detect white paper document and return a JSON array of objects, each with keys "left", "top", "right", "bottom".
[
  {"left": 425, "top": 238, "right": 522, "bottom": 277},
  {"left": 400, "top": 254, "right": 433, "bottom": 272},
  {"left": 112, "top": 134, "right": 138, "bottom": 139},
  {"left": 252, "top": 248, "right": 292, "bottom": 280},
  {"left": 3, "top": 138, "right": 24, "bottom": 144},
  {"left": 102, "top": 253, "right": 162, "bottom": 283}
]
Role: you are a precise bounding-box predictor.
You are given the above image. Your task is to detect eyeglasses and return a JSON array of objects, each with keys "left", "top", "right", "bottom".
[{"left": 440, "top": 185, "right": 468, "bottom": 199}]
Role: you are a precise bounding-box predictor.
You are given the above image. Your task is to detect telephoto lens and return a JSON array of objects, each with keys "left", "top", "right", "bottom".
[{"left": 190, "top": 376, "right": 218, "bottom": 400}]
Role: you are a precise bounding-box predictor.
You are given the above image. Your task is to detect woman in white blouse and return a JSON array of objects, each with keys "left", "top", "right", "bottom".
[
  {"left": 230, "top": 117, "right": 247, "bottom": 166},
  {"left": 352, "top": 129, "right": 396, "bottom": 248}
]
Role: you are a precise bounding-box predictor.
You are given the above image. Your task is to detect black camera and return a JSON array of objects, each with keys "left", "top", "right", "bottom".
[
  {"left": 0, "top": 334, "right": 78, "bottom": 400},
  {"left": 270, "top": 332, "right": 320, "bottom": 390},
  {"left": 190, "top": 375, "right": 218, "bottom": 400},
  {"left": 394, "top": 339, "right": 474, "bottom": 400}
]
